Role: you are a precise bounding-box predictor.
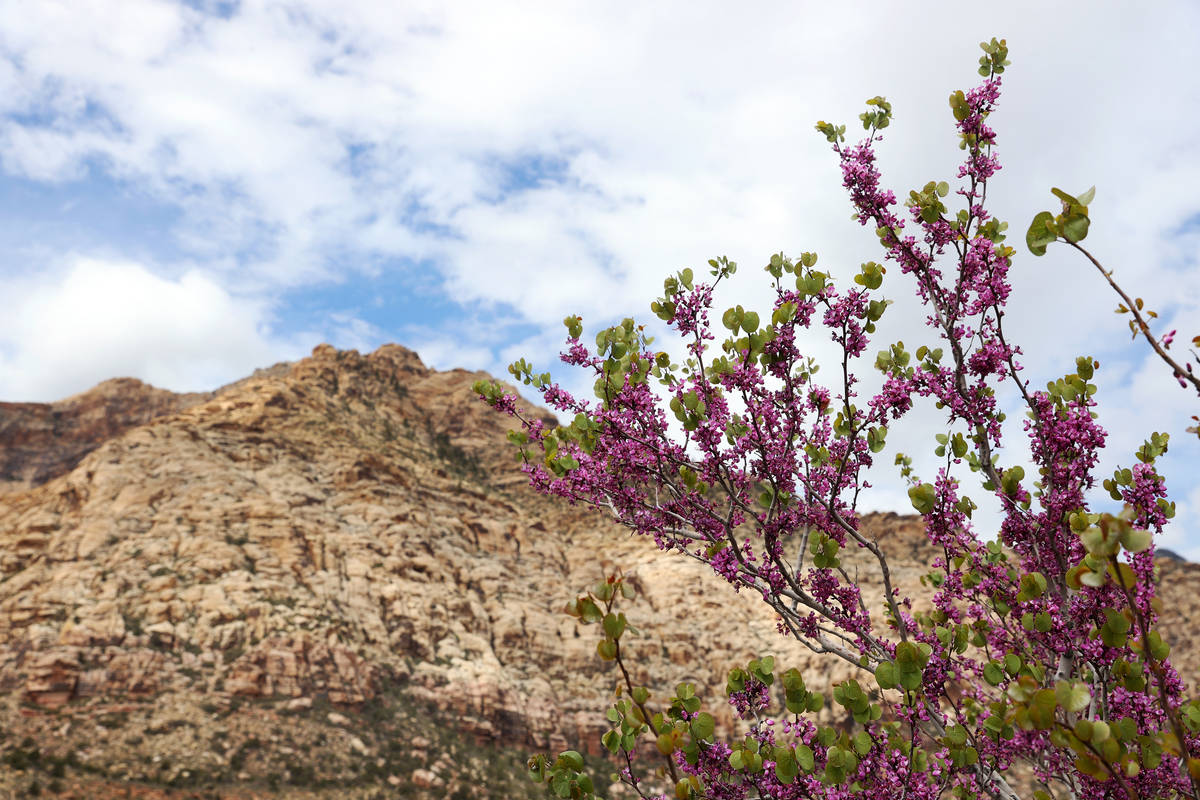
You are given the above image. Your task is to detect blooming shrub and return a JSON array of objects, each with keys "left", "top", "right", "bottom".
[{"left": 476, "top": 39, "right": 1200, "bottom": 800}]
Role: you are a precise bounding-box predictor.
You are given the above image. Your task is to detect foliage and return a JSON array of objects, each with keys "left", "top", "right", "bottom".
[{"left": 476, "top": 38, "right": 1200, "bottom": 800}]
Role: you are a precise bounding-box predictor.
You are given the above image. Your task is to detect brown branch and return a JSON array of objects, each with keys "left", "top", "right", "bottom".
[{"left": 1068, "top": 241, "right": 1200, "bottom": 394}]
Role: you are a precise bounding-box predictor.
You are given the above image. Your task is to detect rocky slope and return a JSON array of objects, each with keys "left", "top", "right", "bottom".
[
  {"left": 0, "top": 378, "right": 207, "bottom": 495},
  {"left": 0, "top": 343, "right": 1197, "bottom": 799},
  {"left": 0, "top": 364, "right": 292, "bottom": 495}
]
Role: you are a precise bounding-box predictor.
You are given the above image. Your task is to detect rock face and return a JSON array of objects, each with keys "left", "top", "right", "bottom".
[
  {"left": 0, "top": 378, "right": 206, "bottom": 494},
  {"left": 0, "top": 363, "right": 293, "bottom": 495},
  {"left": 0, "top": 343, "right": 1197, "bottom": 799}
]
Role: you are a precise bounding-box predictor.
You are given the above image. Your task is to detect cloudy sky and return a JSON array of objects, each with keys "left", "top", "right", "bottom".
[{"left": 1, "top": 0, "right": 1197, "bottom": 552}]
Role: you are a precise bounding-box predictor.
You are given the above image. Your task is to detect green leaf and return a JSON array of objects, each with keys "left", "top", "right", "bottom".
[
  {"left": 578, "top": 598, "right": 603, "bottom": 624},
  {"left": 1026, "top": 210, "right": 1057, "bottom": 256},
  {"left": 796, "top": 743, "right": 815, "bottom": 772},
  {"left": 1029, "top": 688, "right": 1058, "bottom": 729},
  {"left": 549, "top": 771, "right": 571, "bottom": 797},
  {"left": 983, "top": 662, "right": 1004, "bottom": 685},
  {"left": 559, "top": 750, "right": 584, "bottom": 771},
  {"left": 1120, "top": 527, "right": 1152, "bottom": 554},
  {"left": 1050, "top": 187, "right": 1080, "bottom": 206},
  {"left": 1001, "top": 465, "right": 1024, "bottom": 497},
  {"left": 602, "top": 612, "right": 626, "bottom": 640},
  {"left": 1003, "top": 653, "right": 1022, "bottom": 675},
  {"left": 952, "top": 433, "right": 968, "bottom": 458},
  {"left": 1016, "top": 571, "right": 1046, "bottom": 602},
  {"left": 1055, "top": 681, "right": 1091, "bottom": 713},
  {"left": 1061, "top": 213, "right": 1090, "bottom": 244},
  {"left": 564, "top": 315, "right": 583, "bottom": 339},
  {"left": 875, "top": 661, "right": 898, "bottom": 690},
  {"left": 898, "top": 664, "right": 923, "bottom": 691},
  {"left": 948, "top": 90, "right": 969, "bottom": 121},
  {"left": 773, "top": 746, "right": 797, "bottom": 784},
  {"left": 895, "top": 642, "right": 920, "bottom": 665},
  {"left": 690, "top": 712, "right": 715, "bottom": 740},
  {"left": 1147, "top": 631, "right": 1171, "bottom": 661},
  {"left": 908, "top": 483, "right": 937, "bottom": 515},
  {"left": 1100, "top": 609, "right": 1130, "bottom": 648}
]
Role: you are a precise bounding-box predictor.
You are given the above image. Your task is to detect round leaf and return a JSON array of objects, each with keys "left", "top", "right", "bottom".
[
  {"left": 1026, "top": 210, "right": 1057, "bottom": 256},
  {"left": 690, "top": 712, "right": 715, "bottom": 740}
]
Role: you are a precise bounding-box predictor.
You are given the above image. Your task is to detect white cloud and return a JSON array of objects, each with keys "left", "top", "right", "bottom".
[
  {"left": 1, "top": 1, "right": 1195, "bottom": 329},
  {"left": 0, "top": 0, "right": 1197, "bottom": 544},
  {"left": 0, "top": 256, "right": 312, "bottom": 401},
  {"left": 406, "top": 335, "right": 494, "bottom": 375},
  {"left": 324, "top": 311, "right": 385, "bottom": 355}
]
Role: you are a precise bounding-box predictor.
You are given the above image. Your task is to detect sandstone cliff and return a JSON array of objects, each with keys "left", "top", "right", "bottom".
[
  {"left": 0, "top": 363, "right": 292, "bottom": 495},
  {"left": 0, "top": 344, "right": 1196, "bottom": 799}
]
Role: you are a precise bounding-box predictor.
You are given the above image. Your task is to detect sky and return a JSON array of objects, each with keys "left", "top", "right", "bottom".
[{"left": 0, "top": 1, "right": 1198, "bottom": 553}]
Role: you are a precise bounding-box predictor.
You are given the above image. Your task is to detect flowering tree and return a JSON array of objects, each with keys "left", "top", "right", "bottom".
[{"left": 475, "top": 39, "right": 1200, "bottom": 800}]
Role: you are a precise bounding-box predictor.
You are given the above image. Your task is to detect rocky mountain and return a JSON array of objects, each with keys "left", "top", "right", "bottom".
[
  {"left": 0, "top": 365, "right": 294, "bottom": 497},
  {"left": 0, "top": 343, "right": 1197, "bottom": 799},
  {"left": 0, "top": 378, "right": 206, "bottom": 496}
]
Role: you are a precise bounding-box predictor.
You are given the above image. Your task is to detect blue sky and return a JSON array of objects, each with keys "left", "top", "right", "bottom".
[{"left": 1, "top": 0, "right": 1198, "bottom": 554}]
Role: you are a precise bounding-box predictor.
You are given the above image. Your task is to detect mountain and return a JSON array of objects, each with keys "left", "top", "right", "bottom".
[
  {"left": 0, "top": 344, "right": 1197, "bottom": 799},
  {"left": 0, "top": 364, "right": 296, "bottom": 497}
]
